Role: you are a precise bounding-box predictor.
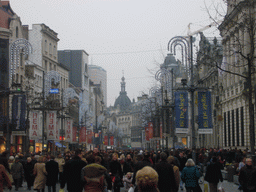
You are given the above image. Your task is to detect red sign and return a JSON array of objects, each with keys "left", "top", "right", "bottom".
[
  {"left": 148, "top": 122, "right": 153, "bottom": 140},
  {"left": 87, "top": 130, "right": 93, "bottom": 144},
  {"left": 104, "top": 136, "right": 108, "bottom": 145},
  {"left": 110, "top": 136, "right": 114, "bottom": 145},
  {"left": 79, "top": 127, "right": 86, "bottom": 143},
  {"left": 72, "top": 127, "right": 77, "bottom": 143},
  {"left": 145, "top": 126, "right": 149, "bottom": 141}
]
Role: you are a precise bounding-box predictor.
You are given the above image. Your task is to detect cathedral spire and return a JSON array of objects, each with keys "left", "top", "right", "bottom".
[{"left": 121, "top": 71, "right": 126, "bottom": 93}]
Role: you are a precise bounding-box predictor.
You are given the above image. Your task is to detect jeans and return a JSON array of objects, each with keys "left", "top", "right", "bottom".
[
  {"left": 180, "top": 171, "right": 184, "bottom": 189},
  {"left": 47, "top": 185, "right": 56, "bottom": 192}
]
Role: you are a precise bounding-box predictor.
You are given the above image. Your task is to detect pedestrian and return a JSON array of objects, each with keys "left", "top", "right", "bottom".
[
  {"left": 204, "top": 156, "right": 223, "bottom": 192},
  {"left": 181, "top": 158, "right": 202, "bottom": 192},
  {"left": 123, "top": 172, "right": 133, "bottom": 192},
  {"left": 54, "top": 153, "right": 65, "bottom": 183},
  {"left": 131, "top": 153, "right": 152, "bottom": 186},
  {"left": 123, "top": 154, "right": 134, "bottom": 175},
  {"left": 109, "top": 152, "right": 123, "bottom": 192},
  {"left": 239, "top": 158, "right": 256, "bottom": 192},
  {"left": 0, "top": 164, "right": 12, "bottom": 192},
  {"left": 10, "top": 157, "right": 24, "bottom": 191},
  {"left": 135, "top": 166, "right": 159, "bottom": 192},
  {"left": 45, "top": 155, "right": 59, "bottom": 192},
  {"left": 155, "top": 152, "right": 178, "bottom": 192},
  {"left": 178, "top": 151, "right": 187, "bottom": 191},
  {"left": 24, "top": 157, "right": 35, "bottom": 190},
  {"left": 167, "top": 155, "right": 180, "bottom": 192},
  {"left": 33, "top": 156, "right": 48, "bottom": 192},
  {"left": 60, "top": 149, "right": 87, "bottom": 192}
]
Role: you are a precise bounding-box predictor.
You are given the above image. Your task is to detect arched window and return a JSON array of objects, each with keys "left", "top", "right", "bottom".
[
  {"left": 16, "top": 27, "right": 18, "bottom": 38},
  {"left": 45, "top": 40, "right": 47, "bottom": 53},
  {"left": 49, "top": 43, "right": 52, "bottom": 54}
]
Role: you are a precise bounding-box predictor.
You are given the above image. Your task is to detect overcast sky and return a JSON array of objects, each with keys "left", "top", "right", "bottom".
[{"left": 10, "top": 0, "right": 226, "bottom": 106}]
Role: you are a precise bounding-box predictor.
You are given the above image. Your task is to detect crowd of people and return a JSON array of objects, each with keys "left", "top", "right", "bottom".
[{"left": 0, "top": 147, "right": 254, "bottom": 192}]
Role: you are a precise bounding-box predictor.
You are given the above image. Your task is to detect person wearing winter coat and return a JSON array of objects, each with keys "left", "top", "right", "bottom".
[
  {"left": 239, "top": 158, "right": 256, "bottom": 192},
  {"left": 136, "top": 166, "right": 159, "bottom": 192},
  {"left": 10, "top": 157, "right": 24, "bottom": 191},
  {"left": 0, "top": 164, "right": 12, "bottom": 192},
  {"left": 123, "top": 172, "right": 133, "bottom": 192},
  {"left": 24, "top": 157, "right": 35, "bottom": 190},
  {"left": 45, "top": 155, "right": 59, "bottom": 192},
  {"left": 167, "top": 155, "right": 180, "bottom": 192},
  {"left": 154, "top": 152, "right": 178, "bottom": 192},
  {"left": 181, "top": 158, "right": 201, "bottom": 192},
  {"left": 33, "top": 156, "right": 48, "bottom": 192},
  {"left": 204, "top": 156, "right": 223, "bottom": 192},
  {"left": 109, "top": 153, "right": 123, "bottom": 192}
]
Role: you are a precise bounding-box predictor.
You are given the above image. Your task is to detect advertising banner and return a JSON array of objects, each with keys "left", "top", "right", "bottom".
[
  {"left": 153, "top": 117, "right": 160, "bottom": 137},
  {"left": 110, "top": 136, "right": 114, "bottom": 145},
  {"left": 87, "top": 130, "right": 93, "bottom": 144},
  {"left": 12, "top": 95, "right": 26, "bottom": 135},
  {"left": 65, "top": 119, "right": 73, "bottom": 142},
  {"left": 145, "top": 126, "right": 149, "bottom": 141},
  {"left": 46, "top": 111, "right": 58, "bottom": 140},
  {"left": 72, "top": 127, "right": 77, "bottom": 143},
  {"left": 29, "top": 111, "right": 41, "bottom": 140},
  {"left": 79, "top": 127, "right": 86, "bottom": 144},
  {"left": 104, "top": 136, "right": 108, "bottom": 145},
  {"left": 175, "top": 92, "right": 188, "bottom": 134},
  {"left": 198, "top": 91, "right": 213, "bottom": 134},
  {"left": 160, "top": 122, "right": 162, "bottom": 139},
  {"left": 148, "top": 122, "right": 153, "bottom": 139},
  {"left": 56, "top": 119, "right": 60, "bottom": 141}
]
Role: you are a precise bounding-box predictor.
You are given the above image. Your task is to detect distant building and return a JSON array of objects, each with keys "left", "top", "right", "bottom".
[{"left": 88, "top": 65, "right": 107, "bottom": 106}]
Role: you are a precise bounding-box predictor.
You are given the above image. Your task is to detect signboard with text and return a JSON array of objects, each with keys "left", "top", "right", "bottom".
[{"left": 175, "top": 92, "right": 188, "bottom": 134}]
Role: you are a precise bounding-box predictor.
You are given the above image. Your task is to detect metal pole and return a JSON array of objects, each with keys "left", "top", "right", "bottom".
[
  {"left": 189, "top": 36, "right": 196, "bottom": 163},
  {"left": 171, "top": 69, "right": 176, "bottom": 149},
  {"left": 42, "top": 71, "right": 45, "bottom": 155},
  {"left": 61, "top": 88, "right": 64, "bottom": 154}
]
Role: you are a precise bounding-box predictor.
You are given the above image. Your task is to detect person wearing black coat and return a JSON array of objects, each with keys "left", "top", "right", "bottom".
[
  {"left": 24, "top": 157, "right": 35, "bottom": 190},
  {"left": 60, "top": 149, "right": 87, "bottom": 192},
  {"left": 131, "top": 153, "right": 152, "bottom": 186},
  {"left": 109, "top": 153, "right": 123, "bottom": 192},
  {"left": 45, "top": 155, "right": 59, "bottom": 192},
  {"left": 204, "top": 156, "right": 223, "bottom": 192},
  {"left": 123, "top": 154, "right": 134, "bottom": 175},
  {"left": 155, "top": 152, "right": 178, "bottom": 192}
]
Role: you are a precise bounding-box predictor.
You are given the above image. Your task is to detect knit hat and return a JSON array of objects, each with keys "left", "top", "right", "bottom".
[{"left": 82, "top": 163, "right": 107, "bottom": 178}]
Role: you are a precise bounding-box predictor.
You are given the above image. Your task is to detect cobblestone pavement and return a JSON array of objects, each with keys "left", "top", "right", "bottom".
[{"left": 4, "top": 180, "right": 241, "bottom": 192}]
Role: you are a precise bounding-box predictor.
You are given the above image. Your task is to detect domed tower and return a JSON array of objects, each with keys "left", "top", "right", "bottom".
[{"left": 114, "top": 74, "right": 131, "bottom": 111}]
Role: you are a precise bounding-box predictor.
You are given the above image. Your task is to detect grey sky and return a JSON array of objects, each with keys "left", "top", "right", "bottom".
[{"left": 10, "top": 0, "right": 225, "bottom": 106}]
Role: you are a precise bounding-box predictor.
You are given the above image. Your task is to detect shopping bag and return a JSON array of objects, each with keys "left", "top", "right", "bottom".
[
  {"left": 59, "top": 189, "right": 64, "bottom": 192},
  {"left": 128, "top": 187, "right": 134, "bottom": 192},
  {"left": 218, "top": 183, "right": 225, "bottom": 192},
  {"left": 204, "top": 183, "right": 208, "bottom": 192}
]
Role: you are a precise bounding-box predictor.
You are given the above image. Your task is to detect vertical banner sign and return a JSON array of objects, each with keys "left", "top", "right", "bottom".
[
  {"left": 55, "top": 119, "right": 59, "bottom": 141},
  {"left": 12, "top": 95, "right": 26, "bottom": 135},
  {"left": 30, "top": 111, "right": 40, "bottom": 140},
  {"left": 175, "top": 92, "right": 188, "bottom": 134},
  {"left": 198, "top": 91, "right": 213, "bottom": 134},
  {"left": 65, "top": 119, "right": 73, "bottom": 142},
  {"left": 72, "top": 127, "right": 77, "bottom": 143},
  {"left": 79, "top": 127, "right": 86, "bottom": 144},
  {"left": 110, "top": 136, "right": 114, "bottom": 145},
  {"left": 153, "top": 116, "right": 160, "bottom": 137},
  {"left": 148, "top": 122, "right": 153, "bottom": 140},
  {"left": 87, "top": 130, "right": 93, "bottom": 144},
  {"left": 47, "top": 111, "right": 57, "bottom": 140},
  {"left": 145, "top": 125, "right": 149, "bottom": 141},
  {"left": 104, "top": 136, "right": 108, "bottom": 145}
]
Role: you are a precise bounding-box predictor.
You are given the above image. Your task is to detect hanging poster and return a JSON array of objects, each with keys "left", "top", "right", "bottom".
[
  {"left": 79, "top": 126, "right": 86, "bottom": 144},
  {"left": 145, "top": 125, "right": 149, "bottom": 141},
  {"left": 65, "top": 119, "right": 73, "bottom": 142},
  {"left": 12, "top": 95, "right": 26, "bottom": 135},
  {"left": 148, "top": 122, "right": 153, "bottom": 139},
  {"left": 46, "top": 111, "right": 57, "bottom": 140},
  {"left": 160, "top": 122, "right": 163, "bottom": 139},
  {"left": 198, "top": 91, "right": 213, "bottom": 134},
  {"left": 72, "top": 127, "right": 77, "bottom": 143},
  {"left": 29, "top": 111, "right": 41, "bottom": 140},
  {"left": 104, "top": 136, "right": 108, "bottom": 145},
  {"left": 55, "top": 118, "right": 60, "bottom": 141},
  {"left": 87, "top": 130, "right": 93, "bottom": 144},
  {"left": 110, "top": 136, "right": 114, "bottom": 145},
  {"left": 175, "top": 92, "right": 188, "bottom": 134}
]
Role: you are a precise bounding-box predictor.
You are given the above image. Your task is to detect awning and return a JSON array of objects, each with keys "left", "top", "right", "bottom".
[{"left": 55, "top": 142, "right": 66, "bottom": 148}]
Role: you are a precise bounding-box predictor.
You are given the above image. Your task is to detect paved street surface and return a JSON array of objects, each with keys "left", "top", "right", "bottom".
[{"left": 3, "top": 180, "right": 241, "bottom": 192}]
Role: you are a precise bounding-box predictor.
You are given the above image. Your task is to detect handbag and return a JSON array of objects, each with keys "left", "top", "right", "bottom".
[
  {"left": 128, "top": 187, "right": 135, "bottom": 192},
  {"left": 114, "top": 176, "right": 124, "bottom": 187}
]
